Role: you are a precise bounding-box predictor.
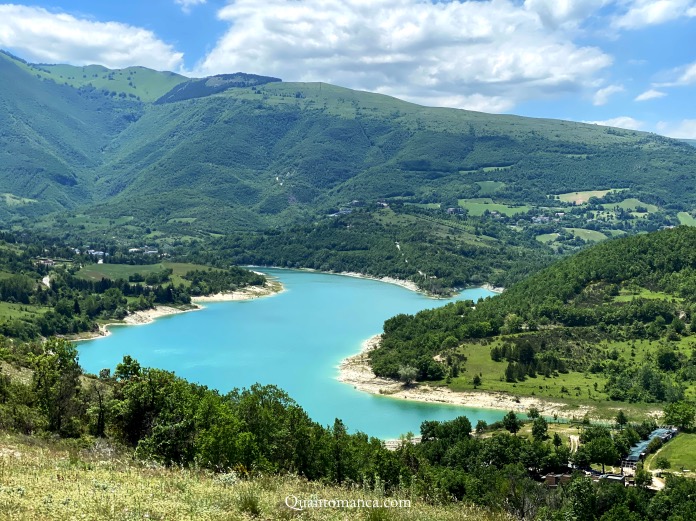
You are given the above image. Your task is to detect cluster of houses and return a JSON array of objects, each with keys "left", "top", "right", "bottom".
[
  {"left": 544, "top": 472, "right": 629, "bottom": 488},
  {"left": 127, "top": 247, "right": 159, "bottom": 255},
  {"left": 542, "top": 426, "right": 679, "bottom": 489}
]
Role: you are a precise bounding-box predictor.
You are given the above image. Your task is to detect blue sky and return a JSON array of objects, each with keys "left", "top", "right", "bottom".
[{"left": 0, "top": 1, "right": 694, "bottom": 138}]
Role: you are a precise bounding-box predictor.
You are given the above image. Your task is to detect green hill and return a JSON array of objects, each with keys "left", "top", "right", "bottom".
[
  {"left": 1, "top": 50, "right": 187, "bottom": 102},
  {"left": 3, "top": 50, "right": 696, "bottom": 290},
  {"left": 81, "top": 79, "right": 696, "bottom": 233},
  {"left": 2, "top": 49, "right": 696, "bottom": 234},
  {"left": 0, "top": 52, "right": 143, "bottom": 219},
  {"left": 155, "top": 72, "right": 282, "bottom": 104},
  {"left": 373, "top": 226, "right": 696, "bottom": 408}
]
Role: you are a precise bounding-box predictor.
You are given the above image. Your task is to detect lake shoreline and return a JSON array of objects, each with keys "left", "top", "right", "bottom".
[
  {"left": 247, "top": 266, "right": 500, "bottom": 298},
  {"left": 73, "top": 279, "right": 283, "bottom": 342},
  {"left": 337, "top": 335, "right": 592, "bottom": 420}
]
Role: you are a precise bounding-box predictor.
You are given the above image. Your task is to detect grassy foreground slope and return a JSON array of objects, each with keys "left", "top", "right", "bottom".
[{"left": 0, "top": 435, "right": 508, "bottom": 521}]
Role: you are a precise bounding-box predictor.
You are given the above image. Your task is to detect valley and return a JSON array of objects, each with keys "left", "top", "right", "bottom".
[{"left": 2, "top": 47, "right": 696, "bottom": 520}]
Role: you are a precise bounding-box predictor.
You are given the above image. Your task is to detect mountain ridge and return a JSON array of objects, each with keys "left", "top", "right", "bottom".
[{"left": 2, "top": 49, "right": 696, "bottom": 243}]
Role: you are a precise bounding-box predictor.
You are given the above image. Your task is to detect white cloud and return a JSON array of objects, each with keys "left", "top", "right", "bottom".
[
  {"left": 593, "top": 84, "right": 624, "bottom": 105},
  {"left": 634, "top": 89, "right": 667, "bottom": 101},
  {"left": 657, "top": 119, "right": 696, "bottom": 138},
  {"left": 584, "top": 116, "right": 644, "bottom": 130},
  {"left": 0, "top": 5, "right": 184, "bottom": 71},
  {"left": 195, "top": 0, "right": 612, "bottom": 112},
  {"left": 654, "top": 61, "right": 696, "bottom": 87},
  {"left": 175, "top": 0, "right": 206, "bottom": 14},
  {"left": 524, "top": 0, "right": 609, "bottom": 29},
  {"left": 613, "top": 0, "right": 696, "bottom": 29},
  {"left": 672, "top": 61, "right": 696, "bottom": 85}
]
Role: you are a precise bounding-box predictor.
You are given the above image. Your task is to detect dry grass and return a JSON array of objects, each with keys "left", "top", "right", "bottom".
[{"left": 0, "top": 434, "right": 514, "bottom": 521}]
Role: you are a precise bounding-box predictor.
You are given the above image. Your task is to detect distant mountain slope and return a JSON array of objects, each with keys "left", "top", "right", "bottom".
[
  {"left": 2, "top": 50, "right": 696, "bottom": 233},
  {"left": 155, "top": 73, "right": 281, "bottom": 104},
  {"left": 89, "top": 81, "right": 696, "bottom": 231},
  {"left": 0, "top": 52, "right": 142, "bottom": 218},
  {"left": 1, "top": 51, "right": 187, "bottom": 102}
]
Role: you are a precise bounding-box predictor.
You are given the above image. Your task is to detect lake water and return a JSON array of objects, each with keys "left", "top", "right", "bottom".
[{"left": 77, "top": 269, "right": 504, "bottom": 438}]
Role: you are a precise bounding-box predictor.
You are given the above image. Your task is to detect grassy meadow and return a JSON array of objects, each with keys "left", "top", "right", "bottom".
[
  {"left": 0, "top": 434, "right": 511, "bottom": 521},
  {"left": 76, "top": 262, "right": 221, "bottom": 287},
  {"left": 646, "top": 433, "right": 696, "bottom": 476},
  {"left": 457, "top": 198, "right": 532, "bottom": 217}
]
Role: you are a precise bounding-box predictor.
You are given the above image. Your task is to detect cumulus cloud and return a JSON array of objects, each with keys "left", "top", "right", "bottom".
[
  {"left": 613, "top": 0, "right": 696, "bottom": 29},
  {"left": 0, "top": 4, "right": 184, "bottom": 71},
  {"left": 657, "top": 119, "right": 696, "bottom": 138},
  {"left": 194, "top": 0, "right": 612, "bottom": 112},
  {"left": 584, "top": 116, "right": 644, "bottom": 130},
  {"left": 593, "top": 84, "right": 624, "bottom": 105},
  {"left": 175, "top": 0, "right": 206, "bottom": 14},
  {"left": 524, "top": 0, "right": 610, "bottom": 29},
  {"left": 634, "top": 89, "right": 667, "bottom": 101}
]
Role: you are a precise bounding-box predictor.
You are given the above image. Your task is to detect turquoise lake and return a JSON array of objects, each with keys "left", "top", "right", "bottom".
[{"left": 77, "top": 269, "right": 504, "bottom": 438}]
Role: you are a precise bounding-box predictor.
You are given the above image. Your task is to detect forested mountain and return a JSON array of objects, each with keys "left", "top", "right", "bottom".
[
  {"left": 0, "top": 52, "right": 143, "bottom": 218},
  {"left": 3, "top": 50, "right": 696, "bottom": 292},
  {"left": 2, "top": 49, "right": 696, "bottom": 233}
]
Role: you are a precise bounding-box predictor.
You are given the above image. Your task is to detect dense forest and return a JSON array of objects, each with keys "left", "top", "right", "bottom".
[{"left": 189, "top": 206, "right": 553, "bottom": 294}]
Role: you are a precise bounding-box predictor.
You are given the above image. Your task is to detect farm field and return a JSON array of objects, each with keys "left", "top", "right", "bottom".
[
  {"left": 556, "top": 190, "right": 618, "bottom": 204},
  {"left": 602, "top": 198, "right": 658, "bottom": 213},
  {"left": 536, "top": 233, "right": 560, "bottom": 244},
  {"left": 457, "top": 198, "right": 532, "bottom": 216},
  {"left": 476, "top": 181, "right": 506, "bottom": 194},
  {"left": 613, "top": 287, "right": 682, "bottom": 303},
  {"left": 0, "top": 301, "right": 48, "bottom": 320},
  {"left": 678, "top": 212, "right": 696, "bottom": 226},
  {"left": 76, "top": 262, "right": 218, "bottom": 286},
  {"left": 564, "top": 228, "right": 608, "bottom": 242}
]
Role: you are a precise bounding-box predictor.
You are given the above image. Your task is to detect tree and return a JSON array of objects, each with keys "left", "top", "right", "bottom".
[
  {"left": 503, "top": 410, "right": 522, "bottom": 435},
  {"left": 501, "top": 313, "right": 524, "bottom": 334},
  {"left": 655, "top": 456, "right": 671, "bottom": 470},
  {"left": 615, "top": 410, "right": 628, "bottom": 430},
  {"left": 527, "top": 407, "right": 540, "bottom": 419},
  {"left": 553, "top": 432, "right": 563, "bottom": 448},
  {"left": 505, "top": 362, "right": 516, "bottom": 382},
  {"left": 475, "top": 419, "right": 488, "bottom": 434},
  {"left": 472, "top": 374, "right": 481, "bottom": 388},
  {"left": 398, "top": 365, "right": 418, "bottom": 386},
  {"left": 115, "top": 355, "right": 141, "bottom": 380},
  {"left": 532, "top": 416, "right": 548, "bottom": 441},
  {"left": 664, "top": 401, "right": 696, "bottom": 430},
  {"left": 32, "top": 337, "right": 83, "bottom": 436},
  {"left": 635, "top": 464, "right": 652, "bottom": 488},
  {"left": 586, "top": 436, "right": 619, "bottom": 473}
]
